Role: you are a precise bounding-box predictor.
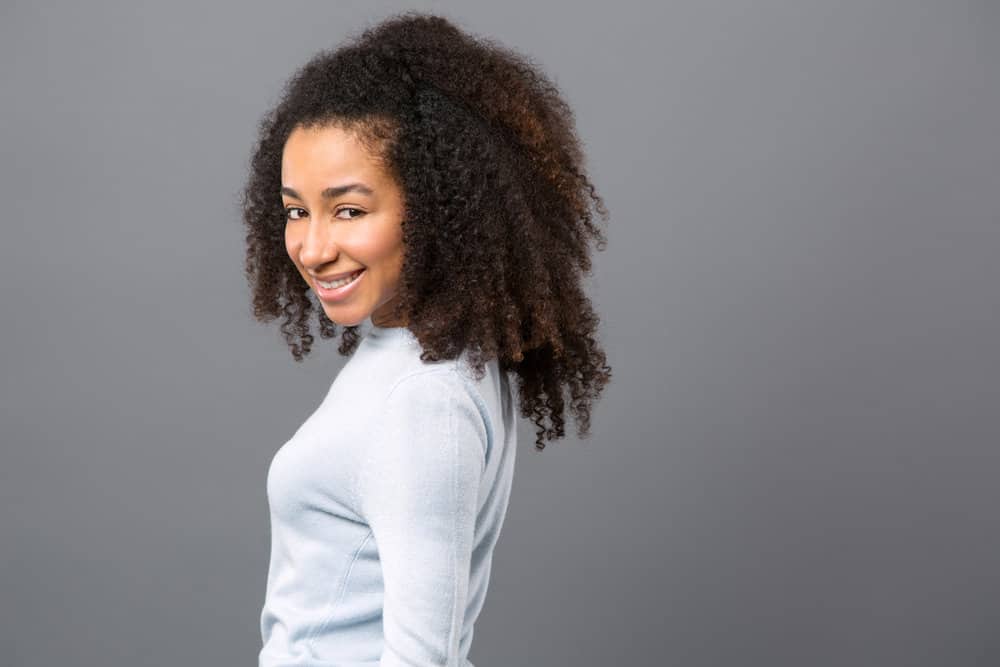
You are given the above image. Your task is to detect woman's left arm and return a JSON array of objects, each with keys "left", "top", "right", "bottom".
[{"left": 356, "top": 370, "right": 488, "bottom": 667}]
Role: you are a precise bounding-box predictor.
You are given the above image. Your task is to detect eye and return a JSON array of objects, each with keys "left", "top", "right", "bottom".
[
  {"left": 284, "top": 206, "right": 365, "bottom": 221},
  {"left": 336, "top": 207, "right": 366, "bottom": 220}
]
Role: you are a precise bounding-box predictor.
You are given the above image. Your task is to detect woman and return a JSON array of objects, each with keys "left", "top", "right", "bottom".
[{"left": 241, "top": 11, "right": 612, "bottom": 666}]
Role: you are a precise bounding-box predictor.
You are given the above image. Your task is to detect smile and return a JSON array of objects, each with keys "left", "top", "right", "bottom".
[
  {"left": 313, "top": 269, "right": 366, "bottom": 303},
  {"left": 316, "top": 269, "right": 364, "bottom": 289}
]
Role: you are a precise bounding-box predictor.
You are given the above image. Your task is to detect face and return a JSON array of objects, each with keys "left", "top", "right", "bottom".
[{"left": 281, "top": 123, "right": 407, "bottom": 328}]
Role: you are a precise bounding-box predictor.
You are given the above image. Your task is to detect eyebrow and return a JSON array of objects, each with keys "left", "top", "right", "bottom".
[{"left": 280, "top": 183, "right": 374, "bottom": 200}]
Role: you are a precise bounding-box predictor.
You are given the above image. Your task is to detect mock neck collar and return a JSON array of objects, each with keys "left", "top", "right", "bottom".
[{"left": 360, "top": 314, "right": 416, "bottom": 344}]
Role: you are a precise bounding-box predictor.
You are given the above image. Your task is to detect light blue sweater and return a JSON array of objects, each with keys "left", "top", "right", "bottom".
[{"left": 259, "top": 315, "right": 518, "bottom": 667}]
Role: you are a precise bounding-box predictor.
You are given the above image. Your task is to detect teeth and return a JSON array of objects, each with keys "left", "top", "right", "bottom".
[{"left": 317, "top": 270, "right": 362, "bottom": 289}]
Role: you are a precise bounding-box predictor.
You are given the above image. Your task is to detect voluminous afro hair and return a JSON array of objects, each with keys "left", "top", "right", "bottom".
[{"left": 240, "top": 11, "right": 612, "bottom": 449}]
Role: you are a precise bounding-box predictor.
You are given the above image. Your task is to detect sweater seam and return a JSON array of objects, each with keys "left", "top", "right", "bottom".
[
  {"left": 302, "top": 528, "right": 374, "bottom": 651},
  {"left": 448, "top": 389, "right": 460, "bottom": 663}
]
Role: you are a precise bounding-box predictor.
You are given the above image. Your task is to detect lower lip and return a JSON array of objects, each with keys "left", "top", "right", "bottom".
[{"left": 314, "top": 269, "right": 366, "bottom": 302}]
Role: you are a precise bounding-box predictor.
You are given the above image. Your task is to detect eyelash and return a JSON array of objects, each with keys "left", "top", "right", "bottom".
[{"left": 284, "top": 207, "right": 365, "bottom": 221}]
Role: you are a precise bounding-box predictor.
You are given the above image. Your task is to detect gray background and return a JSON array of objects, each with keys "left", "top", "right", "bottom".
[{"left": 2, "top": 1, "right": 998, "bottom": 666}]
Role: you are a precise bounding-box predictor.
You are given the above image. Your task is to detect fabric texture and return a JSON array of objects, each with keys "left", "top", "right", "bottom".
[{"left": 259, "top": 314, "right": 518, "bottom": 667}]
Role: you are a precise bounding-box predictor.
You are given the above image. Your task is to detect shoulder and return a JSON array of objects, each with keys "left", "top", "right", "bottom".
[
  {"left": 381, "top": 367, "right": 490, "bottom": 441},
  {"left": 371, "top": 367, "right": 491, "bottom": 473},
  {"left": 355, "top": 367, "right": 490, "bottom": 517}
]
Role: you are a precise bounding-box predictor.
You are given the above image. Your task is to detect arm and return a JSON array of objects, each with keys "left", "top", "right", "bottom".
[{"left": 357, "top": 370, "right": 488, "bottom": 667}]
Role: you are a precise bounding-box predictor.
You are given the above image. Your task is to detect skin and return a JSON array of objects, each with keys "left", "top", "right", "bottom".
[{"left": 281, "top": 123, "right": 408, "bottom": 328}]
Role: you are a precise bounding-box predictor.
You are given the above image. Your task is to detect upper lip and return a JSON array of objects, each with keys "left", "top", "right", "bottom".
[{"left": 311, "top": 268, "right": 365, "bottom": 282}]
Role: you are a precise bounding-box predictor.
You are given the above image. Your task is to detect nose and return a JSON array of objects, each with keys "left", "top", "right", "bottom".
[{"left": 296, "top": 217, "right": 338, "bottom": 270}]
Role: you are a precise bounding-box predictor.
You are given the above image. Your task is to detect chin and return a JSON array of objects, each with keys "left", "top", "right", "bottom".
[{"left": 323, "top": 308, "right": 368, "bottom": 328}]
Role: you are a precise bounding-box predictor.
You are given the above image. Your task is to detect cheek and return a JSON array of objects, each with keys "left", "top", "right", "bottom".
[
  {"left": 377, "top": 226, "right": 405, "bottom": 263},
  {"left": 356, "top": 231, "right": 402, "bottom": 266},
  {"left": 372, "top": 214, "right": 404, "bottom": 253}
]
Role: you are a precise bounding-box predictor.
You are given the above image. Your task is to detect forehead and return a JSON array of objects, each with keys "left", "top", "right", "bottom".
[{"left": 281, "top": 124, "right": 382, "bottom": 183}]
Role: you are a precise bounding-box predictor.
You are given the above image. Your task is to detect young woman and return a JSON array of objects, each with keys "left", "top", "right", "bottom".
[{"left": 241, "top": 11, "right": 612, "bottom": 666}]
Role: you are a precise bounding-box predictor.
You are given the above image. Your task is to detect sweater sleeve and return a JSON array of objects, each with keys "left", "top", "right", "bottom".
[{"left": 356, "top": 370, "right": 488, "bottom": 667}]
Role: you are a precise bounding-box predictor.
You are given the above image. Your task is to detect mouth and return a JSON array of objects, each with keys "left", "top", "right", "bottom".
[
  {"left": 314, "top": 268, "right": 365, "bottom": 289},
  {"left": 313, "top": 268, "right": 366, "bottom": 302}
]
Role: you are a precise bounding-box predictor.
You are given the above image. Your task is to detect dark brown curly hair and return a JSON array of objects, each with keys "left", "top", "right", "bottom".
[{"left": 240, "top": 11, "right": 612, "bottom": 449}]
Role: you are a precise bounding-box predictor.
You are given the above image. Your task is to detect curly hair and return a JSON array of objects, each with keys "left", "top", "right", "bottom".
[{"left": 240, "top": 11, "right": 612, "bottom": 449}]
